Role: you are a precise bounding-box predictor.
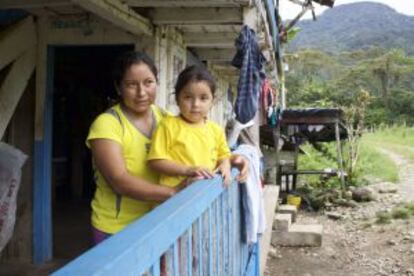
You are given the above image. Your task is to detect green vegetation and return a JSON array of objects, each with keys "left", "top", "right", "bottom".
[
  {"left": 287, "top": 48, "right": 413, "bottom": 188},
  {"left": 288, "top": 3, "right": 414, "bottom": 56},
  {"left": 282, "top": 3, "right": 414, "bottom": 203},
  {"left": 285, "top": 49, "right": 414, "bottom": 126},
  {"left": 404, "top": 202, "right": 414, "bottom": 213},
  {"left": 298, "top": 137, "right": 399, "bottom": 188},
  {"left": 358, "top": 139, "right": 399, "bottom": 183},
  {"left": 363, "top": 127, "right": 414, "bottom": 162},
  {"left": 391, "top": 207, "right": 411, "bottom": 220},
  {"left": 375, "top": 211, "right": 392, "bottom": 224},
  {"left": 375, "top": 202, "right": 414, "bottom": 224},
  {"left": 364, "top": 126, "right": 414, "bottom": 148}
]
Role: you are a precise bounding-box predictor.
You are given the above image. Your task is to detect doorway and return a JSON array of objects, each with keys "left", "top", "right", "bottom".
[{"left": 51, "top": 45, "right": 133, "bottom": 261}]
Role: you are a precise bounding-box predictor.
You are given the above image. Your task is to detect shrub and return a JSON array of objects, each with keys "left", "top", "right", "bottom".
[
  {"left": 403, "top": 202, "right": 414, "bottom": 215},
  {"left": 391, "top": 207, "right": 410, "bottom": 219},
  {"left": 375, "top": 211, "right": 392, "bottom": 224}
]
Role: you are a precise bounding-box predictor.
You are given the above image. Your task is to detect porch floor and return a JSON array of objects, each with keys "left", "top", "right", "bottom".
[{"left": 0, "top": 198, "right": 92, "bottom": 275}]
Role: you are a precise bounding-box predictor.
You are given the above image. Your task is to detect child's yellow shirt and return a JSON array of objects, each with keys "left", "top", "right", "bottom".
[{"left": 147, "top": 116, "right": 231, "bottom": 187}]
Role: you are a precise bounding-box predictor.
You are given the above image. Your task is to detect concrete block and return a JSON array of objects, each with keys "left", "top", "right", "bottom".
[
  {"left": 273, "top": 213, "right": 291, "bottom": 232},
  {"left": 259, "top": 185, "right": 279, "bottom": 276},
  {"left": 271, "top": 224, "right": 323, "bottom": 247},
  {"left": 277, "top": 204, "right": 297, "bottom": 222}
]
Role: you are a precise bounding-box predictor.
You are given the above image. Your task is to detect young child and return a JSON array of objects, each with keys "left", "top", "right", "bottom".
[{"left": 147, "top": 65, "right": 232, "bottom": 188}]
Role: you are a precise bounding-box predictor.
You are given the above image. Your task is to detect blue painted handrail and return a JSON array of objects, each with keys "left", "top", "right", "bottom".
[{"left": 53, "top": 170, "right": 260, "bottom": 276}]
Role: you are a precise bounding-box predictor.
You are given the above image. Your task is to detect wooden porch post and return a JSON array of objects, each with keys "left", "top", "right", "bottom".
[
  {"left": 335, "top": 121, "right": 345, "bottom": 189},
  {"left": 33, "top": 17, "right": 53, "bottom": 264}
]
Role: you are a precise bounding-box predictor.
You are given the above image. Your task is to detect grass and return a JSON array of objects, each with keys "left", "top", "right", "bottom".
[
  {"left": 391, "top": 207, "right": 411, "bottom": 219},
  {"left": 375, "top": 211, "right": 392, "bottom": 224},
  {"left": 364, "top": 126, "right": 414, "bottom": 148},
  {"left": 404, "top": 202, "right": 414, "bottom": 213},
  {"left": 296, "top": 126, "right": 414, "bottom": 188},
  {"left": 358, "top": 140, "right": 399, "bottom": 183},
  {"left": 363, "top": 126, "right": 414, "bottom": 162},
  {"left": 375, "top": 202, "right": 414, "bottom": 224},
  {"left": 297, "top": 138, "right": 399, "bottom": 186}
]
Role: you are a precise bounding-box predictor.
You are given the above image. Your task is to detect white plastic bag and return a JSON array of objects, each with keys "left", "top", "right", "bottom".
[{"left": 0, "top": 142, "right": 27, "bottom": 253}]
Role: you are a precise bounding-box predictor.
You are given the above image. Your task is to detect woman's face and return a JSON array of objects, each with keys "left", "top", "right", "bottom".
[{"left": 120, "top": 63, "right": 157, "bottom": 115}]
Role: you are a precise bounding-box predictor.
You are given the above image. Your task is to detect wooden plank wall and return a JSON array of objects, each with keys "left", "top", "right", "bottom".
[
  {"left": 0, "top": 16, "right": 36, "bottom": 263},
  {"left": 0, "top": 76, "right": 36, "bottom": 262}
]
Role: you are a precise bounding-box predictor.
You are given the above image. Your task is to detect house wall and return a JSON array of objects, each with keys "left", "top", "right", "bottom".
[
  {"left": 0, "top": 14, "right": 152, "bottom": 264},
  {"left": 154, "top": 26, "right": 186, "bottom": 114},
  {"left": 209, "top": 69, "right": 231, "bottom": 128},
  {"left": 153, "top": 26, "right": 230, "bottom": 126},
  {"left": 0, "top": 5, "right": 248, "bottom": 262},
  {"left": 0, "top": 76, "right": 35, "bottom": 262}
]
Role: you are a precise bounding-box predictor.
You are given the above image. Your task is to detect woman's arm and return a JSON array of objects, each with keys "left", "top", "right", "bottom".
[
  {"left": 90, "top": 139, "right": 177, "bottom": 202},
  {"left": 148, "top": 159, "right": 215, "bottom": 179}
]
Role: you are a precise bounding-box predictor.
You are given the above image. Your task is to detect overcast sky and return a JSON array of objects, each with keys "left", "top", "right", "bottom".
[{"left": 279, "top": 0, "right": 414, "bottom": 20}]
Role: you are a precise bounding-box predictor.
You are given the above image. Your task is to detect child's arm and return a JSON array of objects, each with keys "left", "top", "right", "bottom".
[
  {"left": 230, "top": 154, "right": 249, "bottom": 182},
  {"left": 213, "top": 123, "right": 249, "bottom": 185},
  {"left": 148, "top": 159, "right": 215, "bottom": 179},
  {"left": 215, "top": 154, "right": 249, "bottom": 186},
  {"left": 215, "top": 158, "right": 231, "bottom": 186}
]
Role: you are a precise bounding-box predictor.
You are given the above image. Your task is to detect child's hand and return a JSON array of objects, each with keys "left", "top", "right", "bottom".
[
  {"left": 185, "top": 166, "right": 214, "bottom": 179},
  {"left": 215, "top": 159, "right": 231, "bottom": 186},
  {"left": 231, "top": 155, "right": 249, "bottom": 182}
]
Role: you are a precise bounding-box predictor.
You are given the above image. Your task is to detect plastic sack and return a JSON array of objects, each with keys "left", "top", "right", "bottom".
[{"left": 0, "top": 142, "right": 27, "bottom": 253}]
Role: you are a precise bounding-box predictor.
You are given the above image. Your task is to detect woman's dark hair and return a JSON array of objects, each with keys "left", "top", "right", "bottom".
[
  {"left": 112, "top": 51, "right": 158, "bottom": 89},
  {"left": 174, "top": 65, "right": 216, "bottom": 102}
]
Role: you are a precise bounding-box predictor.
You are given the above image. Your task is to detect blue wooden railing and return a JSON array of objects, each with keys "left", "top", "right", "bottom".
[{"left": 52, "top": 170, "right": 260, "bottom": 276}]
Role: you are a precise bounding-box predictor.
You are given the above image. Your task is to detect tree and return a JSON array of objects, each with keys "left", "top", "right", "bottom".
[
  {"left": 285, "top": 48, "right": 414, "bottom": 126},
  {"left": 342, "top": 89, "right": 371, "bottom": 185}
]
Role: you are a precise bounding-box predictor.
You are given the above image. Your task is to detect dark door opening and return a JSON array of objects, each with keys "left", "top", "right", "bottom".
[{"left": 52, "top": 45, "right": 133, "bottom": 261}]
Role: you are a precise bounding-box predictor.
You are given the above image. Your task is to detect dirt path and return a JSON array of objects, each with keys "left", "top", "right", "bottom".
[
  {"left": 265, "top": 149, "right": 414, "bottom": 276},
  {"left": 380, "top": 147, "right": 414, "bottom": 202}
]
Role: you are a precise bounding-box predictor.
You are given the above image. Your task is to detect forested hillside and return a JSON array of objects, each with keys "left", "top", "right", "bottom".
[
  {"left": 284, "top": 2, "right": 414, "bottom": 126},
  {"left": 287, "top": 2, "right": 414, "bottom": 55},
  {"left": 285, "top": 48, "right": 414, "bottom": 125}
]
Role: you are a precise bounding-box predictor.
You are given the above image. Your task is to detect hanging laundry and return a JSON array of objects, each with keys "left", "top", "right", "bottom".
[
  {"left": 260, "top": 78, "right": 281, "bottom": 127},
  {"left": 260, "top": 79, "right": 274, "bottom": 122},
  {"left": 233, "top": 144, "right": 266, "bottom": 244},
  {"left": 231, "top": 25, "right": 266, "bottom": 124}
]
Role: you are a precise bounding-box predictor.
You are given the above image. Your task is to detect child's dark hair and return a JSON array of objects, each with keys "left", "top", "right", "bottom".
[
  {"left": 112, "top": 51, "right": 158, "bottom": 89},
  {"left": 174, "top": 65, "right": 216, "bottom": 102}
]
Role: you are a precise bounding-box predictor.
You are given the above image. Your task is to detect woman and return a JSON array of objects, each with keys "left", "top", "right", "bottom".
[{"left": 86, "top": 51, "right": 248, "bottom": 244}]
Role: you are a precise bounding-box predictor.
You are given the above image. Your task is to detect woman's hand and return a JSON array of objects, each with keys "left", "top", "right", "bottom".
[
  {"left": 214, "top": 159, "right": 231, "bottom": 186},
  {"left": 174, "top": 175, "right": 204, "bottom": 192},
  {"left": 231, "top": 154, "right": 249, "bottom": 182},
  {"left": 185, "top": 166, "right": 215, "bottom": 179}
]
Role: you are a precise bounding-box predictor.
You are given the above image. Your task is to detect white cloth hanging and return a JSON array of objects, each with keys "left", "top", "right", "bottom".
[{"left": 233, "top": 144, "right": 266, "bottom": 243}]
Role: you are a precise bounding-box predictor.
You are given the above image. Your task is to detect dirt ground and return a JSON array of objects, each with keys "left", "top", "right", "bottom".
[{"left": 265, "top": 149, "right": 414, "bottom": 276}]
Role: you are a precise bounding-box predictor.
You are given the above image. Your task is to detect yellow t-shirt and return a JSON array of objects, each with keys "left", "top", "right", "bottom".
[
  {"left": 86, "top": 104, "right": 165, "bottom": 234},
  {"left": 147, "top": 116, "right": 231, "bottom": 187}
]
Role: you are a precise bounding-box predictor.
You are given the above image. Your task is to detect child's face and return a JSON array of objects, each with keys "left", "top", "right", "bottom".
[{"left": 177, "top": 81, "right": 214, "bottom": 124}]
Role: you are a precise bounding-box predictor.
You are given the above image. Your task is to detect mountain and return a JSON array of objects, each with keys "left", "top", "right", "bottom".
[{"left": 287, "top": 2, "right": 414, "bottom": 55}]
